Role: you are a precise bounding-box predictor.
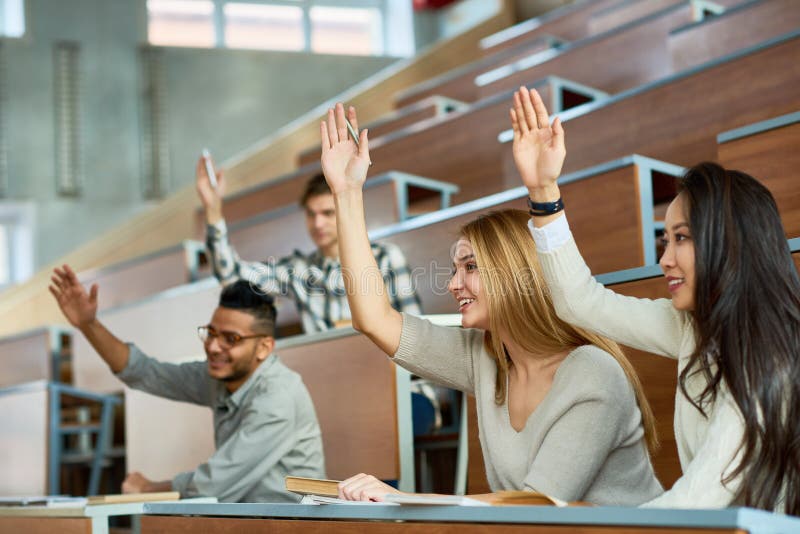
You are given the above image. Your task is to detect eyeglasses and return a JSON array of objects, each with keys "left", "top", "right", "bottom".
[{"left": 197, "top": 325, "right": 267, "bottom": 349}]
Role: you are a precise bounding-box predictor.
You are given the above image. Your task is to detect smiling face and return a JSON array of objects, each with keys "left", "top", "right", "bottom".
[
  {"left": 448, "top": 238, "right": 490, "bottom": 330},
  {"left": 203, "top": 307, "right": 273, "bottom": 390},
  {"left": 305, "top": 193, "right": 338, "bottom": 256},
  {"left": 659, "top": 194, "right": 696, "bottom": 311}
]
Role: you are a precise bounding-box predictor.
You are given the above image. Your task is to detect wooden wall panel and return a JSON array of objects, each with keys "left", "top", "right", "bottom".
[
  {"left": 669, "top": 0, "right": 800, "bottom": 72},
  {"left": 718, "top": 121, "right": 800, "bottom": 239}
]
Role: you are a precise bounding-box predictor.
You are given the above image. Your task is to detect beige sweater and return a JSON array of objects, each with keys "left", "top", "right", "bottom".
[
  {"left": 394, "top": 313, "right": 663, "bottom": 505},
  {"left": 535, "top": 232, "right": 749, "bottom": 509}
]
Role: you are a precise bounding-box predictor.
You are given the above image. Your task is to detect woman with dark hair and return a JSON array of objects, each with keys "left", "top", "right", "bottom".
[{"left": 511, "top": 86, "right": 799, "bottom": 513}]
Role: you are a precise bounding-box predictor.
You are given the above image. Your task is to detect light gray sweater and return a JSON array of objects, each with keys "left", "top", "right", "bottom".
[{"left": 393, "top": 313, "right": 663, "bottom": 505}]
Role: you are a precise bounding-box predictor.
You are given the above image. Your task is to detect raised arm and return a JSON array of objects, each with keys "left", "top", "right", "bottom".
[
  {"left": 49, "top": 265, "right": 129, "bottom": 373},
  {"left": 196, "top": 155, "right": 225, "bottom": 226},
  {"left": 196, "top": 157, "right": 294, "bottom": 298},
  {"left": 510, "top": 87, "right": 688, "bottom": 357},
  {"left": 320, "top": 103, "right": 401, "bottom": 355}
]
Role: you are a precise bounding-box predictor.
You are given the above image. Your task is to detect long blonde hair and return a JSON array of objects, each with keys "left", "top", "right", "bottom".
[{"left": 460, "top": 209, "right": 658, "bottom": 455}]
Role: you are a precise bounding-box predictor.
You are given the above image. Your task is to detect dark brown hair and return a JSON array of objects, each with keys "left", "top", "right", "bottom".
[
  {"left": 679, "top": 162, "right": 800, "bottom": 514},
  {"left": 219, "top": 280, "right": 277, "bottom": 337},
  {"left": 299, "top": 173, "right": 331, "bottom": 208}
]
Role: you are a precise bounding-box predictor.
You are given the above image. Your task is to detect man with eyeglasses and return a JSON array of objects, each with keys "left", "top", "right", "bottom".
[{"left": 50, "top": 266, "right": 326, "bottom": 502}]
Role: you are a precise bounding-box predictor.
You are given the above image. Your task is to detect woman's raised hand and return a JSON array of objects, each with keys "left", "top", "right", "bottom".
[
  {"left": 510, "top": 86, "right": 566, "bottom": 194},
  {"left": 320, "top": 103, "right": 371, "bottom": 195}
]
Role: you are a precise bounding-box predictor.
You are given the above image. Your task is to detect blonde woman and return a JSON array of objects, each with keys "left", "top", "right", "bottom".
[{"left": 319, "top": 103, "right": 663, "bottom": 505}]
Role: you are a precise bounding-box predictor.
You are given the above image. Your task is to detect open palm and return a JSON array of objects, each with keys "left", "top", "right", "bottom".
[
  {"left": 49, "top": 265, "right": 98, "bottom": 329},
  {"left": 320, "top": 103, "right": 371, "bottom": 194},
  {"left": 510, "top": 87, "right": 566, "bottom": 190}
]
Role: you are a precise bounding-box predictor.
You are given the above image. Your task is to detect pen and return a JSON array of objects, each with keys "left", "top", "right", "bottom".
[
  {"left": 201, "top": 148, "right": 218, "bottom": 189},
  {"left": 344, "top": 116, "right": 372, "bottom": 166}
]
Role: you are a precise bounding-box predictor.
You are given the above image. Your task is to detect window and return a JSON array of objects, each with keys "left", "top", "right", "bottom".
[
  {"left": 0, "top": 224, "right": 9, "bottom": 285},
  {"left": 147, "top": 0, "right": 413, "bottom": 57},
  {"left": 147, "top": 0, "right": 216, "bottom": 48},
  {"left": 224, "top": 3, "right": 304, "bottom": 51},
  {"left": 310, "top": 6, "right": 383, "bottom": 56},
  {"left": 0, "top": 0, "right": 25, "bottom": 38},
  {"left": 0, "top": 203, "right": 33, "bottom": 289}
]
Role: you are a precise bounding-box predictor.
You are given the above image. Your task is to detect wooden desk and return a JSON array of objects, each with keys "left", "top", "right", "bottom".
[
  {"left": 299, "top": 97, "right": 468, "bottom": 164},
  {"left": 78, "top": 241, "right": 201, "bottom": 312},
  {"left": 498, "top": 31, "right": 800, "bottom": 181},
  {"left": 199, "top": 162, "right": 321, "bottom": 234},
  {"left": 0, "top": 498, "right": 215, "bottom": 534},
  {"left": 587, "top": 0, "right": 684, "bottom": 36},
  {"left": 394, "top": 35, "right": 561, "bottom": 108},
  {"left": 372, "top": 155, "right": 683, "bottom": 315},
  {"left": 0, "top": 326, "right": 69, "bottom": 386},
  {"left": 717, "top": 111, "right": 800, "bottom": 239},
  {"left": 276, "top": 328, "right": 414, "bottom": 488},
  {"left": 668, "top": 0, "right": 800, "bottom": 72},
  {"left": 367, "top": 76, "right": 607, "bottom": 206},
  {"left": 192, "top": 172, "right": 459, "bottom": 281},
  {"left": 0, "top": 382, "right": 48, "bottom": 496},
  {"left": 479, "top": 0, "right": 623, "bottom": 55},
  {"left": 139, "top": 502, "right": 799, "bottom": 533},
  {"left": 477, "top": 2, "right": 694, "bottom": 99}
]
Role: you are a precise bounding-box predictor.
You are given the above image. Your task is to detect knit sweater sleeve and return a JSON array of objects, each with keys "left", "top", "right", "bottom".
[
  {"left": 535, "top": 233, "right": 690, "bottom": 360},
  {"left": 642, "top": 390, "right": 744, "bottom": 508},
  {"left": 392, "top": 313, "right": 482, "bottom": 395}
]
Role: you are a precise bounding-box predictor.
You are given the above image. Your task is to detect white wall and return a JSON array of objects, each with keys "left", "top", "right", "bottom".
[{"left": 1, "top": 0, "right": 397, "bottom": 271}]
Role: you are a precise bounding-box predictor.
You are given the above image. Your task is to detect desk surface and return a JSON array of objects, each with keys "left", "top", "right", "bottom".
[
  {"left": 0, "top": 497, "right": 217, "bottom": 518},
  {"left": 141, "top": 503, "right": 799, "bottom": 533}
]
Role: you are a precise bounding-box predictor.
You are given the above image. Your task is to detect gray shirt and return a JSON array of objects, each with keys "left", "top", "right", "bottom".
[
  {"left": 393, "top": 313, "right": 664, "bottom": 505},
  {"left": 117, "top": 345, "right": 326, "bottom": 503}
]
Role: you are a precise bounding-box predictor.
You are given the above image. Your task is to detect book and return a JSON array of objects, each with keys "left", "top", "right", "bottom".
[
  {"left": 86, "top": 491, "right": 180, "bottom": 505},
  {"left": 489, "top": 491, "right": 568, "bottom": 507},
  {"left": 285, "top": 476, "right": 340, "bottom": 498},
  {"left": 299, "top": 495, "right": 398, "bottom": 506},
  {"left": 384, "top": 494, "right": 489, "bottom": 506},
  {"left": 285, "top": 477, "right": 568, "bottom": 507},
  {"left": 0, "top": 495, "right": 87, "bottom": 507}
]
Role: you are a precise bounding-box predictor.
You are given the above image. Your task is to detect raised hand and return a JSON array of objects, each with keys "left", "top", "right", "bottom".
[
  {"left": 49, "top": 265, "right": 98, "bottom": 329},
  {"left": 510, "top": 86, "right": 566, "bottom": 194},
  {"left": 195, "top": 155, "right": 226, "bottom": 224},
  {"left": 320, "top": 103, "right": 370, "bottom": 195},
  {"left": 338, "top": 473, "right": 402, "bottom": 502}
]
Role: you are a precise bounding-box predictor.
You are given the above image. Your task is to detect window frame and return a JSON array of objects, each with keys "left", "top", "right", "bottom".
[{"left": 148, "top": 0, "right": 401, "bottom": 57}]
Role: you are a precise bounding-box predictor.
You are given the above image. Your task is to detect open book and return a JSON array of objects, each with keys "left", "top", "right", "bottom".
[{"left": 286, "top": 477, "right": 567, "bottom": 506}]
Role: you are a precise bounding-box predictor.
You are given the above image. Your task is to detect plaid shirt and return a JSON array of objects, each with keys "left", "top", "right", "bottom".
[{"left": 207, "top": 220, "right": 422, "bottom": 334}]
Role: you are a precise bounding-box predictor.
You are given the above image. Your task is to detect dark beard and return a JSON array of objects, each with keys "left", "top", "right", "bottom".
[{"left": 219, "top": 367, "right": 252, "bottom": 383}]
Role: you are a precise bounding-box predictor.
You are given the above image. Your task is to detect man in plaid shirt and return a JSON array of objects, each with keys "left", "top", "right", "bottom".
[{"left": 196, "top": 163, "right": 422, "bottom": 334}]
